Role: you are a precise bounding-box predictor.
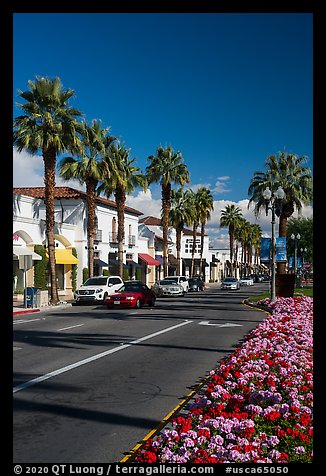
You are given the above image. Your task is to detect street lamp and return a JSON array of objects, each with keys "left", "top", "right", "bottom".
[
  {"left": 263, "top": 186, "right": 285, "bottom": 303},
  {"left": 291, "top": 233, "right": 301, "bottom": 281}
]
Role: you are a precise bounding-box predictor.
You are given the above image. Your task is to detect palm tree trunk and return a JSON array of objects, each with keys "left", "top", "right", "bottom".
[
  {"left": 86, "top": 180, "right": 97, "bottom": 279},
  {"left": 229, "top": 226, "right": 234, "bottom": 276},
  {"left": 116, "top": 186, "right": 126, "bottom": 279},
  {"left": 43, "top": 149, "right": 59, "bottom": 305},
  {"left": 176, "top": 228, "right": 182, "bottom": 275},
  {"left": 199, "top": 221, "right": 205, "bottom": 279},
  {"left": 162, "top": 184, "right": 171, "bottom": 277},
  {"left": 191, "top": 222, "right": 198, "bottom": 277}
]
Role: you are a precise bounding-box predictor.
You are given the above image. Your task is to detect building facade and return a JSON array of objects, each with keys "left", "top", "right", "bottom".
[{"left": 13, "top": 187, "right": 144, "bottom": 300}]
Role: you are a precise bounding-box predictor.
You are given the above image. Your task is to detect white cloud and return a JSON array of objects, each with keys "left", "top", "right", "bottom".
[
  {"left": 13, "top": 147, "right": 85, "bottom": 191},
  {"left": 126, "top": 189, "right": 161, "bottom": 217},
  {"left": 13, "top": 147, "right": 313, "bottom": 247},
  {"left": 13, "top": 148, "right": 44, "bottom": 187}
]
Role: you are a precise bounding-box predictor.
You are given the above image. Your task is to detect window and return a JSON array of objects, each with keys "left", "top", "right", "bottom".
[{"left": 109, "top": 277, "right": 123, "bottom": 285}]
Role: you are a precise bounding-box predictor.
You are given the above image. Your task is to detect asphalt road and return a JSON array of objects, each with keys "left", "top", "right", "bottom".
[{"left": 13, "top": 283, "right": 269, "bottom": 463}]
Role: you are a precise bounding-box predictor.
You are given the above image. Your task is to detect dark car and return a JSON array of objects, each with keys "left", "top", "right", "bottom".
[
  {"left": 105, "top": 282, "right": 156, "bottom": 308},
  {"left": 188, "top": 277, "right": 205, "bottom": 292},
  {"left": 250, "top": 274, "right": 264, "bottom": 283}
]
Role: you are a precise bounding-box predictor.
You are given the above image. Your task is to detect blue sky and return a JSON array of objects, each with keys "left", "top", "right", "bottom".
[{"left": 13, "top": 13, "right": 313, "bottom": 247}]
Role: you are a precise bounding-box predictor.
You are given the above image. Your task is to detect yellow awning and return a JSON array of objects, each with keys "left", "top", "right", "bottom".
[{"left": 46, "top": 249, "right": 79, "bottom": 265}]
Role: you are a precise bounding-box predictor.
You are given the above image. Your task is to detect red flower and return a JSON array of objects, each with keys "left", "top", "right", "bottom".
[
  {"left": 198, "top": 428, "right": 210, "bottom": 438},
  {"left": 300, "top": 413, "right": 311, "bottom": 426},
  {"left": 142, "top": 451, "right": 157, "bottom": 463}
]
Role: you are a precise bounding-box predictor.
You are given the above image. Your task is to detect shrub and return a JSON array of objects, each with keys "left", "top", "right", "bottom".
[
  {"left": 33, "top": 245, "right": 47, "bottom": 290},
  {"left": 83, "top": 267, "right": 89, "bottom": 283},
  {"left": 71, "top": 248, "right": 78, "bottom": 291}
]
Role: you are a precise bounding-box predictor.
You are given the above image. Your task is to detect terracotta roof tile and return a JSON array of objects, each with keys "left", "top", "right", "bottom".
[
  {"left": 13, "top": 187, "right": 143, "bottom": 215},
  {"left": 139, "top": 216, "right": 162, "bottom": 225}
]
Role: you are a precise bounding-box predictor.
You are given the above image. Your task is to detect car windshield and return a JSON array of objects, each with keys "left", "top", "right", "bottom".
[
  {"left": 160, "top": 279, "right": 178, "bottom": 285},
  {"left": 223, "top": 278, "right": 237, "bottom": 282},
  {"left": 83, "top": 277, "right": 107, "bottom": 286},
  {"left": 118, "top": 284, "right": 142, "bottom": 292}
]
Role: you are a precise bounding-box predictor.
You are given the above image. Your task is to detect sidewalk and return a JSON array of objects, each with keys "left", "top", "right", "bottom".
[{"left": 13, "top": 296, "right": 74, "bottom": 316}]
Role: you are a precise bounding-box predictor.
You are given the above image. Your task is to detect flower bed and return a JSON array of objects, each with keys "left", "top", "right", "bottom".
[{"left": 135, "top": 296, "right": 313, "bottom": 463}]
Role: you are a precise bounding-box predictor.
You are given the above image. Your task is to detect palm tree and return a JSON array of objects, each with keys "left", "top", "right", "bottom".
[
  {"left": 13, "top": 76, "right": 83, "bottom": 304},
  {"left": 59, "top": 119, "right": 115, "bottom": 278},
  {"left": 196, "top": 187, "right": 214, "bottom": 279},
  {"left": 248, "top": 151, "right": 313, "bottom": 274},
  {"left": 169, "top": 188, "right": 195, "bottom": 275},
  {"left": 146, "top": 145, "right": 190, "bottom": 277},
  {"left": 234, "top": 216, "right": 247, "bottom": 277},
  {"left": 99, "top": 143, "right": 147, "bottom": 278},
  {"left": 220, "top": 204, "right": 243, "bottom": 277},
  {"left": 251, "top": 223, "right": 262, "bottom": 273},
  {"left": 187, "top": 190, "right": 200, "bottom": 277}
]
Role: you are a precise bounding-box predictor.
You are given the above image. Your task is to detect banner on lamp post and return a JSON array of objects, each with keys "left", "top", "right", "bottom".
[
  {"left": 276, "top": 237, "right": 287, "bottom": 262},
  {"left": 260, "top": 238, "right": 271, "bottom": 262}
]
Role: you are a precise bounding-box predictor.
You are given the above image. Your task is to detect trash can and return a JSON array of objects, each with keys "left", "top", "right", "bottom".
[{"left": 24, "top": 287, "right": 39, "bottom": 308}]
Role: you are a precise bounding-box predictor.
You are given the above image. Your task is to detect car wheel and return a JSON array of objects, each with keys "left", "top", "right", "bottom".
[{"left": 103, "top": 292, "right": 108, "bottom": 302}]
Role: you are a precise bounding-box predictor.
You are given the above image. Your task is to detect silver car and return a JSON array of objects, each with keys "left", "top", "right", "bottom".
[
  {"left": 152, "top": 279, "right": 185, "bottom": 297},
  {"left": 221, "top": 277, "right": 240, "bottom": 290}
]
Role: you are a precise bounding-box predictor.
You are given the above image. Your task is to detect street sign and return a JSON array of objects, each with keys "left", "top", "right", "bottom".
[{"left": 276, "top": 237, "right": 287, "bottom": 262}]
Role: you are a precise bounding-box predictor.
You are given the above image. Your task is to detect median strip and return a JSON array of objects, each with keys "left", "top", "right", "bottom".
[{"left": 13, "top": 320, "right": 193, "bottom": 394}]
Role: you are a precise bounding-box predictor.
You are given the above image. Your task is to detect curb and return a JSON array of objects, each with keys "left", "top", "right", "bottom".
[
  {"left": 13, "top": 308, "right": 41, "bottom": 316},
  {"left": 13, "top": 303, "right": 73, "bottom": 317},
  {"left": 243, "top": 298, "right": 272, "bottom": 314}
]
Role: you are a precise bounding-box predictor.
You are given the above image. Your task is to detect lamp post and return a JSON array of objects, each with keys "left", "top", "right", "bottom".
[
  {"left": 263, "top": 186, "right": 285, "bottom": 303},
  {"left": 291, "top": 233, "right": 301, "bottom": 280}
]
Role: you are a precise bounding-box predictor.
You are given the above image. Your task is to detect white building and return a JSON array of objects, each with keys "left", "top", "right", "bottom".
[
  {"left": 207, "top": 248, "right": 231, "bottom": 282},
  {"left": 13, "top": 187, "right": 144, "bottom": 300},
  {"left": 139, "top": 216, "right": 212, "bottom": 281}
]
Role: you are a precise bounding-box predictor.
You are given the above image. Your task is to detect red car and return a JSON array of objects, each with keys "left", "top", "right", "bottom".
[{"left": 105, "top": 282, "right": 156, "bottom": 309}]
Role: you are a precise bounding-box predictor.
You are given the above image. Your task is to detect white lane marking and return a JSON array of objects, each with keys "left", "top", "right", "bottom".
[
  {"left": 198, "top": 321, "right": 243, "bottom": 327},
  {"left": 57, "top": 324, "right": 84, "bottom": 331},
  {"left": 13, "top": 320, "right": 193, "bottom": 394},
  {"left": 13, "top": 318, "right": 41, "bottom": 325}
]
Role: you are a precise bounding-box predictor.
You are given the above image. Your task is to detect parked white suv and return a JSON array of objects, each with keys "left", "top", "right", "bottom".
[
  {"left": 74, "top": 275, "right": 124, "bottom": 303},
  {"left": 165, "top": 275, "right": 189, "bottom": 293}
]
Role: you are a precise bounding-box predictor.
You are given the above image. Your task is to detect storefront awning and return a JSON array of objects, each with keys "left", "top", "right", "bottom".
[
  {"left": 126, "top": 260, "right": 143, "bottom": 268},
  {"left": 46, "top": 249, "right": 79, "bottom": 264},
  {"left": 155, "top": 255, "right": 163, "bottom": 265},
  {"left": 94, "top": 258, "right": 108, "bottom": 267},
  {"left": 138, "top": 253, "right": 161, "bottom": 266},
  {"left": 108, "top": 259, "right": 128, "bottom": 269},
  {"left": 183, "top": 258, "right": 209, "bottom": 267},
  {"left": 13, "top": 246, "right": 42, "bottom": 261}
]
